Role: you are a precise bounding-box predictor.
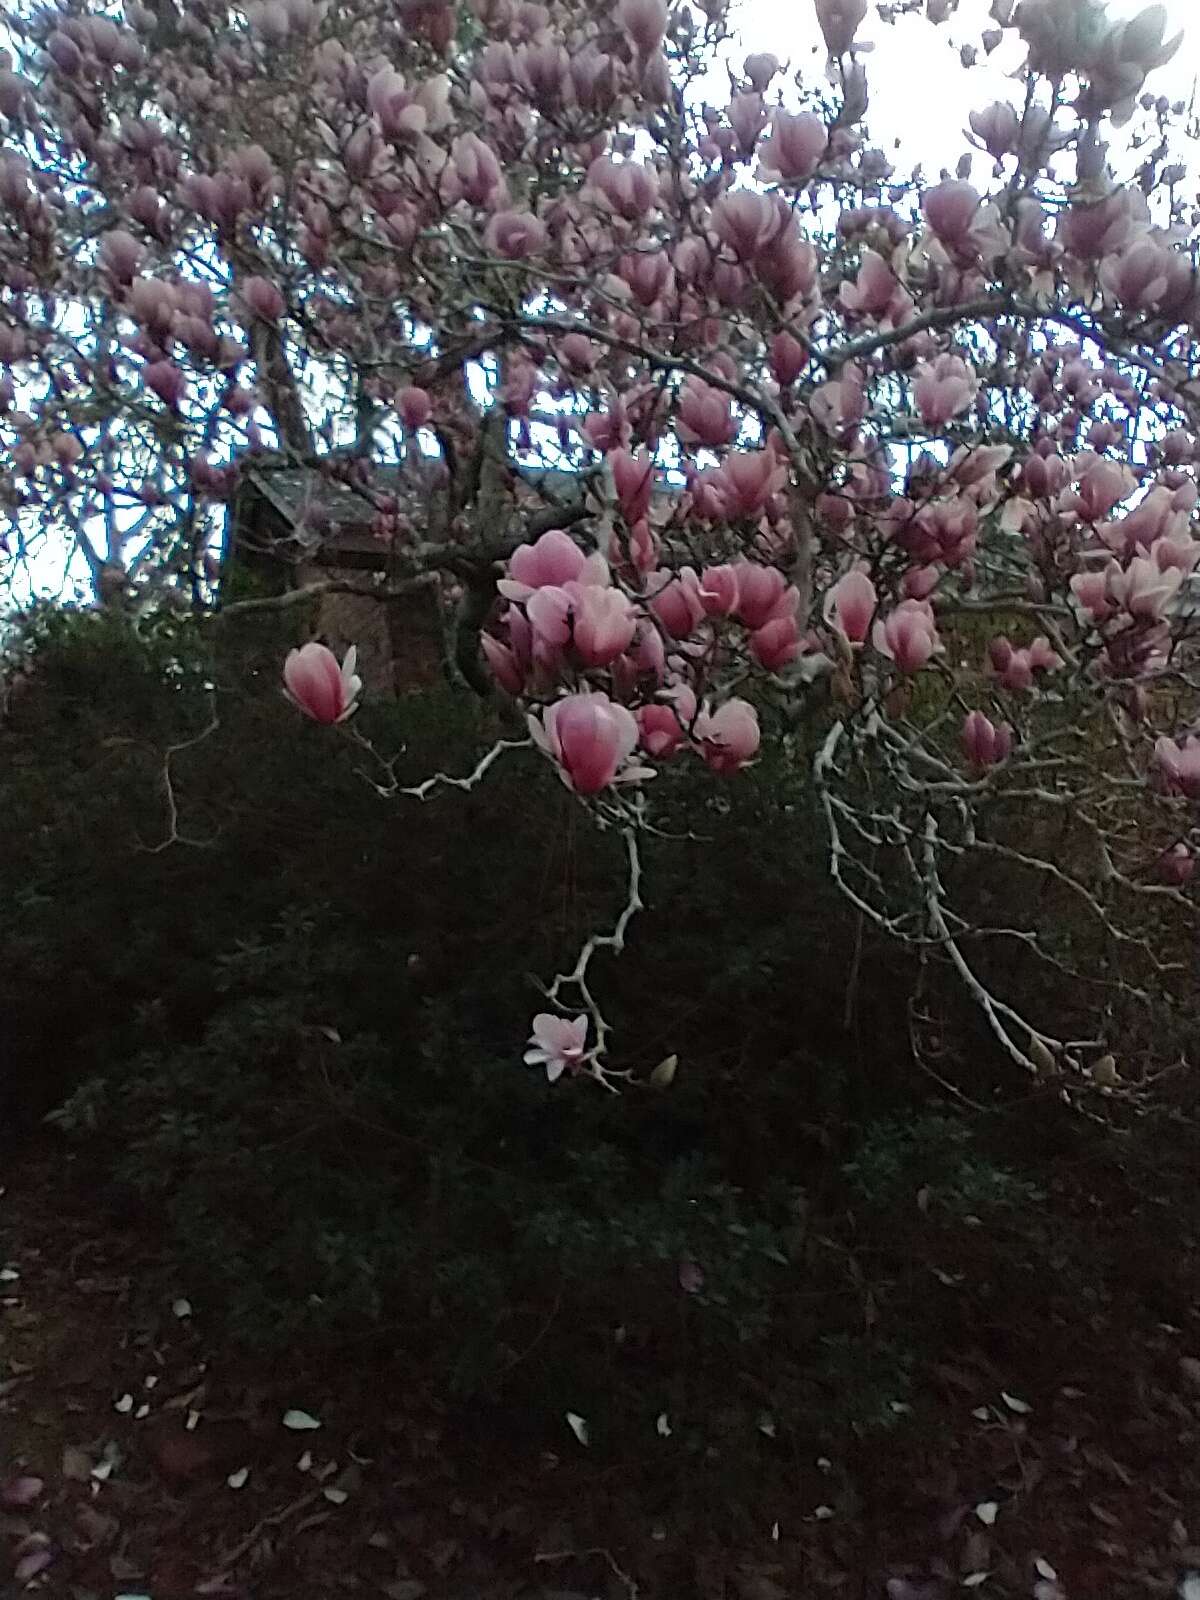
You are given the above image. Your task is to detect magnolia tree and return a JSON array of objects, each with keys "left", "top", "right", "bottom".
[{"left": 3, "top": 0, "right": 1200, "bottom": 1088}]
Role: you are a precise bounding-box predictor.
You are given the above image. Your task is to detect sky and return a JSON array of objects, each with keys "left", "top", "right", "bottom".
[{"left": 735, "top": 0, "right": 1196, "bottom": 175}]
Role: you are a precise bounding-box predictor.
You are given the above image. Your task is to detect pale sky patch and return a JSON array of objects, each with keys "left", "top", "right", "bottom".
[{"left": 733, "top": 0, "right": 1196, "bottom": 175}]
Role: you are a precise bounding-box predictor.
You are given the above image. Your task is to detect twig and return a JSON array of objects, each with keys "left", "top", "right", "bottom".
[
  {"left": 544, "top": 819, "right": 645, "bottom": 1083},
  {"left": 534, "top": 1545, "right": 640, "bottom": 1600},
  {"left": 216, "top": 1486, "right": 324, "bottom": 1570},
  {"left": 139, "top": 698, "right": 220, "bottom": 853}
]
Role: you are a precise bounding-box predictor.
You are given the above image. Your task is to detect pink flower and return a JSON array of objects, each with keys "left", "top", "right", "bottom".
[
  {"left": 144, "top": 360, "right": 187, "bottom": 408},
  {"left": 698, "top": 564, "right": 741, "bottom": 618},
  {"left": 628, "top": 622, "right": 667, "bottom": 683},
  {"left": 733, "top": 561, "right": 792, "bottom": 629},
  {"left": 572, "top": 584, "right": 638, "bottom": 667},
  {"left": 241, "top": 275, "right": 285, "bottom": 322},
  {"left": 744, "top": 51, "right": 780, "bottom": 90},
  {"left": 530, "top": 692, "right": 651, "bottom": 794},
  {"left": 580, "top": 401, "right": 630, "bottom": 453},
  {"left": 988, "top": 634, "right": 1061, "bottom": 692},
  {"left": 499, "top": 529, "right": 588, "bottom": 600},
  {"left": 962, "top": 710, "right": 1012, "bottom": 770},
  {"left": 611, "top": 449, "right": 655, "bottom": 525},
  {"left": 823, "top": 569, "right": 877, "bottom": 646},
  {"left": 759, "top": 110, "right": 826, "bottom": 182},
  {"left": 769, "top": 331, "right": 807, "bottom": 386},
  {"left": 484, "top": 209, "right": 547, "bottom": 259},
  {"left": 969, "top": 101, "right": 1020, "bottom": 160},
  {"left": 903, "top": 565, "right": 940, "bottom": 601},
  {"left": 481, "top": 632, "right": 525, "bottom": 696},
  {"left": 99, "top": 228, "right": 143, "bottom": 284},
  {"left": 922, "top": 179, "right": 980, "bottom": 244},
  {"left": 588, "top": 156, "right": 658, "bottom": 220},
  {"left": 992, "top": 647, "right": 1033, "bottom": 692},
  {"left": 649, "top": 567, "right": 706, "bottom": 638},
  {"left": 712, "top": 190, "right": 779, "bottom": 262},
  {"left": 609, "top": 517, "right": 659, "bottom": 577},
  {"left": 744, "top": 50, "right": 780, "bottom": 90},
  {"left": 636, "top": 686, "right": 697, "bottom": 759},
  {"left": 839, "top": 249, "right": 898, "bottom": 318},
  {"left": 449, "top": 132, "right": 506, "bottom": 208},
  {"left": 1155, "top": 736, "right": 1200, "bottom": 800},
  {"left": 814, "top": 0, "right": 867, "bottom": 55},
  {"left": 914, "top": 355, "right": 977, "bottom": 426},
  {"left": 1106, "top": 555, "right": 1183, "bottom": 622},
  {"left": 618, "top": 249, "right": 673, "bottom": 306},
  {"left": 693, "top": 698, "right": 760, "bottom": 775},
  {"left": 283, "top": 642, "right": 362, "bottom": 724},
  {"left": 1158, "top": 842, "right": 1195, "bottom": 885},
  {"left": 397, "top": 386, "right": 432, "bottom": 430},
  {"left": 1070, "top": 569, "right": 1114, "bottom": 621},
  {"left": 872, "top": 601, "right": 942, "bottom": 673},
  {"left": 524, "top": 1013, "right": 588, "bottom": 1082},
  {"left": 1077, "top": 457, "right": 1132, "bottom": 521},
  {"left": 728, "top": 91, "right": 768, "bottom": 158},
  {"left": 617, "top": 0, "right": 667, "bottom": 54},
  {"left": 750, "top": 613, "right": 802, "bottom": 670},
  {"left": 676, "top": 378, "right": 736, "bottom": 448},
  {"left": 1027, "top": 635, "right": 1062, "bottom": 672},
  {"left": 557, "top": 332, "right": 598, "bottom": 374},
  {"left": 755, "top": 224, "right": 818, "bottom": 304}
]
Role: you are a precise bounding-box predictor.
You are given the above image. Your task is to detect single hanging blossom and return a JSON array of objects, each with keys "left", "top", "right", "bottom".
[
  {"left": 823, "top": 569, "right": 877, "bottom": 646},
  {"left": 1154, "top": 735, "right": 1200, "bottom": 800},
  {"left": 283, "top": 642, "right": 362, "bottom": 724},
  {"left": 872, "top": 601, "right": 942, "bottom": 673},
  {"left": 961, "top": 710, "right": 1012, "bottom": 770},
  {"left": 693, "top": 698, "right": 760, "bottom": 774},
  {"left": 525, "top": 1013, "right": 588, "bottom": 1082},
  {"left": 529, "top": 692, "right": 653, "bottom": 794}
]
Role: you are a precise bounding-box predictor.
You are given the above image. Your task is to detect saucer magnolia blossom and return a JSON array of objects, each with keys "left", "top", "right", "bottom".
[
  {"left": 530, "top": 692, "right": 653, "bottom": 795},
  {"left": 499, "top": 529, "right": 591, "bottom": 602},
  {"left": 824, "top": 569, "right": 877, "bottom": 646},
  {"left": 1154, "top": 735, "right": 1200, "bottom": 800},
  {"left": 636, "top": 686, "right": 698, "bottom": 759},
  {"left": 693, "top": 699, "right": 761, "bottom": 775},
  {"left": 283, "top": 643, "right": 362, "bottom": 725},
  {"left": 872, "top": 602, "right": 942, "bottom": 674},
  {"left": 524, "top": 1013, "right": 589, "bottom": 1082},
  {"left": 962, "top": 710, "right": 1013, "bottom": 770}
]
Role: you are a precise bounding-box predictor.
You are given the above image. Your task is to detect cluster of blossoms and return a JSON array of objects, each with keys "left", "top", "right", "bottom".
[{"left": 3, "top": 0, "right": 1200, "bottom": 1082}]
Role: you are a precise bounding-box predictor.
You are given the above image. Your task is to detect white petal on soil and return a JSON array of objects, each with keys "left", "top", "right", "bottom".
[
  {"left": 282, "top": 1409, "right": 323, "bottom": 1431},
  {"left": 565, "top": 1412, "right": 589, "bottom": 1446}
]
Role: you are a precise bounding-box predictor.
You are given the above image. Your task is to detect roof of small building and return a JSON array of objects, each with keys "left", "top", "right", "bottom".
[{"left": 237, "top": 457, "right": 594, "bottom": 569}]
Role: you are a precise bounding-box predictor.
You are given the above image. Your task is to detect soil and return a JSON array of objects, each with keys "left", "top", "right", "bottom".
[{"left": 4, "top": 1135, "right": 1200, "bottom": 1600}]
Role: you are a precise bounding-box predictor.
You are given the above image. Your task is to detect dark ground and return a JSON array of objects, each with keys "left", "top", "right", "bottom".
[{"left": 5, "top": 1120, "right": 1200, "bottom": 1600}]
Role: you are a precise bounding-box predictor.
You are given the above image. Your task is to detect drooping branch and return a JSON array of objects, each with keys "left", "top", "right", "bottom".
[{"left": 543, "top": 818, "right": 645, "bottom": 1086}]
